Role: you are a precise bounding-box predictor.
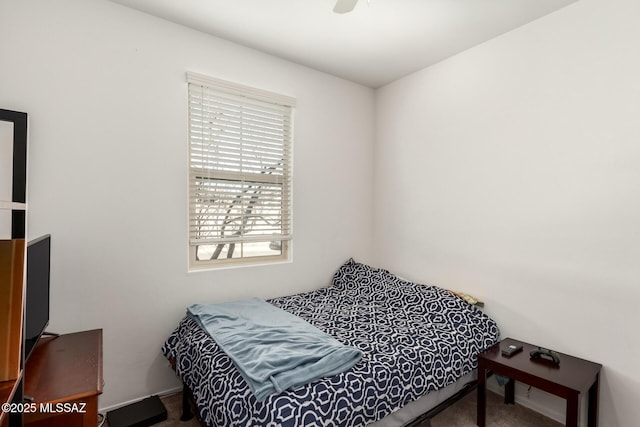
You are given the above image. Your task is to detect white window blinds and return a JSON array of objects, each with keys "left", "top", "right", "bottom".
[{"left": 187, "top": 72, "right": 294, "bottom": 266}]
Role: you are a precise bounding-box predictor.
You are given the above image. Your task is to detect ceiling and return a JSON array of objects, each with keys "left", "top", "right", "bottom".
[{"left": 109, "top": 0, "right": 577, "bottom": 88}]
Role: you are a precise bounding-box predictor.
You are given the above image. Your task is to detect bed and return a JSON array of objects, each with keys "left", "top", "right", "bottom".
[{"left": 162, "top": 259, "right": 500, "bottom": 426}]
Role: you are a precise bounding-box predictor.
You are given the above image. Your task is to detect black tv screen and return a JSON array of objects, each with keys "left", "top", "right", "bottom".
[{"left": 24, "top": 234, "right": 51, "bottom": 360}]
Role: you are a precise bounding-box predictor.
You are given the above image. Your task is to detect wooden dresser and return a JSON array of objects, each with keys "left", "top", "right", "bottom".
[{"left": 23, "top": 329, "right": 103, "bottom": 427}]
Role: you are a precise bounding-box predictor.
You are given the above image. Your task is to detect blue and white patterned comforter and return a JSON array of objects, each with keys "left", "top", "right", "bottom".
[{"left": 162, "top": 259, "right": 500, "bottom": 427}]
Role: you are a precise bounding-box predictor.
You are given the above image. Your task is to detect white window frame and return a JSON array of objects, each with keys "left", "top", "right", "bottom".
[{"left": 187, "top": 72, "right": 294, "bottom": 269}]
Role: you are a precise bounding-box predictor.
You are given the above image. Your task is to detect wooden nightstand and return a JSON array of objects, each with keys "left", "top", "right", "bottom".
[{"left": 477, "top": 337, "right": 601, "bottom": 427}]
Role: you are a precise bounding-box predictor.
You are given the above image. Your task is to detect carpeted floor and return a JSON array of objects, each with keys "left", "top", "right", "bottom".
[
  {"left": 108, "top": 389, "right": 561, "bottom": 427},
  {"left": 429, "top": 389, "right": 562, "bottom": 427},
  {"left": 149, "top": 392, "right": 200, "bottom": 427}
]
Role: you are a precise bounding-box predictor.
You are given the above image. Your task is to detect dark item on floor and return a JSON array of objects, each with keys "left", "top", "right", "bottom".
[{"left": 107, "top": 395, "right": 168, "bottom": 427}]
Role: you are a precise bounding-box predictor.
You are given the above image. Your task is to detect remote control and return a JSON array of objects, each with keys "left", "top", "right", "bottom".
[{"left": 501, "top": 344, "right": 523, "bottom": 357}]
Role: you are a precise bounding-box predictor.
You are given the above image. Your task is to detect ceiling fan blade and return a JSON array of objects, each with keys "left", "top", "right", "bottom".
[{"left": 333, "top": 0, "right": 359, "bottom": 14}]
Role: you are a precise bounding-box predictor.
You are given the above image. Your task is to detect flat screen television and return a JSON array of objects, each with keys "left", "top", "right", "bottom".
[{"left": 24, "top": 234, "right": 51, "bottom": 360}]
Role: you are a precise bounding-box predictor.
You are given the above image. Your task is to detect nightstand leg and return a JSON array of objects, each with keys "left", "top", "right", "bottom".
[
  {"left": 477, "top": 362, "right": 487, "bottom": 427},
  {"left": 588, "top": 373, "right": 600, "bottom": 427},
  {"left": 505, "top": 378, "right": 515, "bottom": 404},
  {"left": 566, "top": 393, "right": 579, "bottom": 427}
]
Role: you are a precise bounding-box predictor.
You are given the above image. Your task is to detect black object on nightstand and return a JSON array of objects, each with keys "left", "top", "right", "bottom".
[
  {"left": 501, "top": 343, "right": 523, "bottom": 357},
  {"left": 530, "top": 347, "right": 561, "bottom": 365}
]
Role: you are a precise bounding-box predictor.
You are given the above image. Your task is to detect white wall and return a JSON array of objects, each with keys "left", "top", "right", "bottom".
[
  {"left": 0, "top": 0, "right": 374, "bottom": 409},
  {"left": 375, "top": 0, "right": 640, "bottom": 425}
]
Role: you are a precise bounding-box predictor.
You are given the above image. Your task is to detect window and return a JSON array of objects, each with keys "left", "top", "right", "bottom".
[{"left": 187, "top": 73, "right": 294, "bottom": 269}]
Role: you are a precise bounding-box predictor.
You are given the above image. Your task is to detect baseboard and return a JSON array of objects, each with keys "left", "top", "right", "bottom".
[{"left": 98, "top": 386, "right": 183, "bottom": 414}]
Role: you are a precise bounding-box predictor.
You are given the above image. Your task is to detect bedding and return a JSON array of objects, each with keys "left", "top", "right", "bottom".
[
  {"left": 187, "top": 297, "right": 362, "bottom": 401},
  {"left": 162, "top": 259, "right": 500, "bottom": 426}
]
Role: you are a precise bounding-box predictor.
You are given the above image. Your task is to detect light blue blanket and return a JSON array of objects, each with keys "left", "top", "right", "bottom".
[{"left": 187, "top": 297, "right": 362, "bottom": 401}]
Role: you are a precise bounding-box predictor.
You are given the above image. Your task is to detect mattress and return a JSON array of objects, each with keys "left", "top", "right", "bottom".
[{"left": 162, "top": 259, "right": 500, "bottom": 426}]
